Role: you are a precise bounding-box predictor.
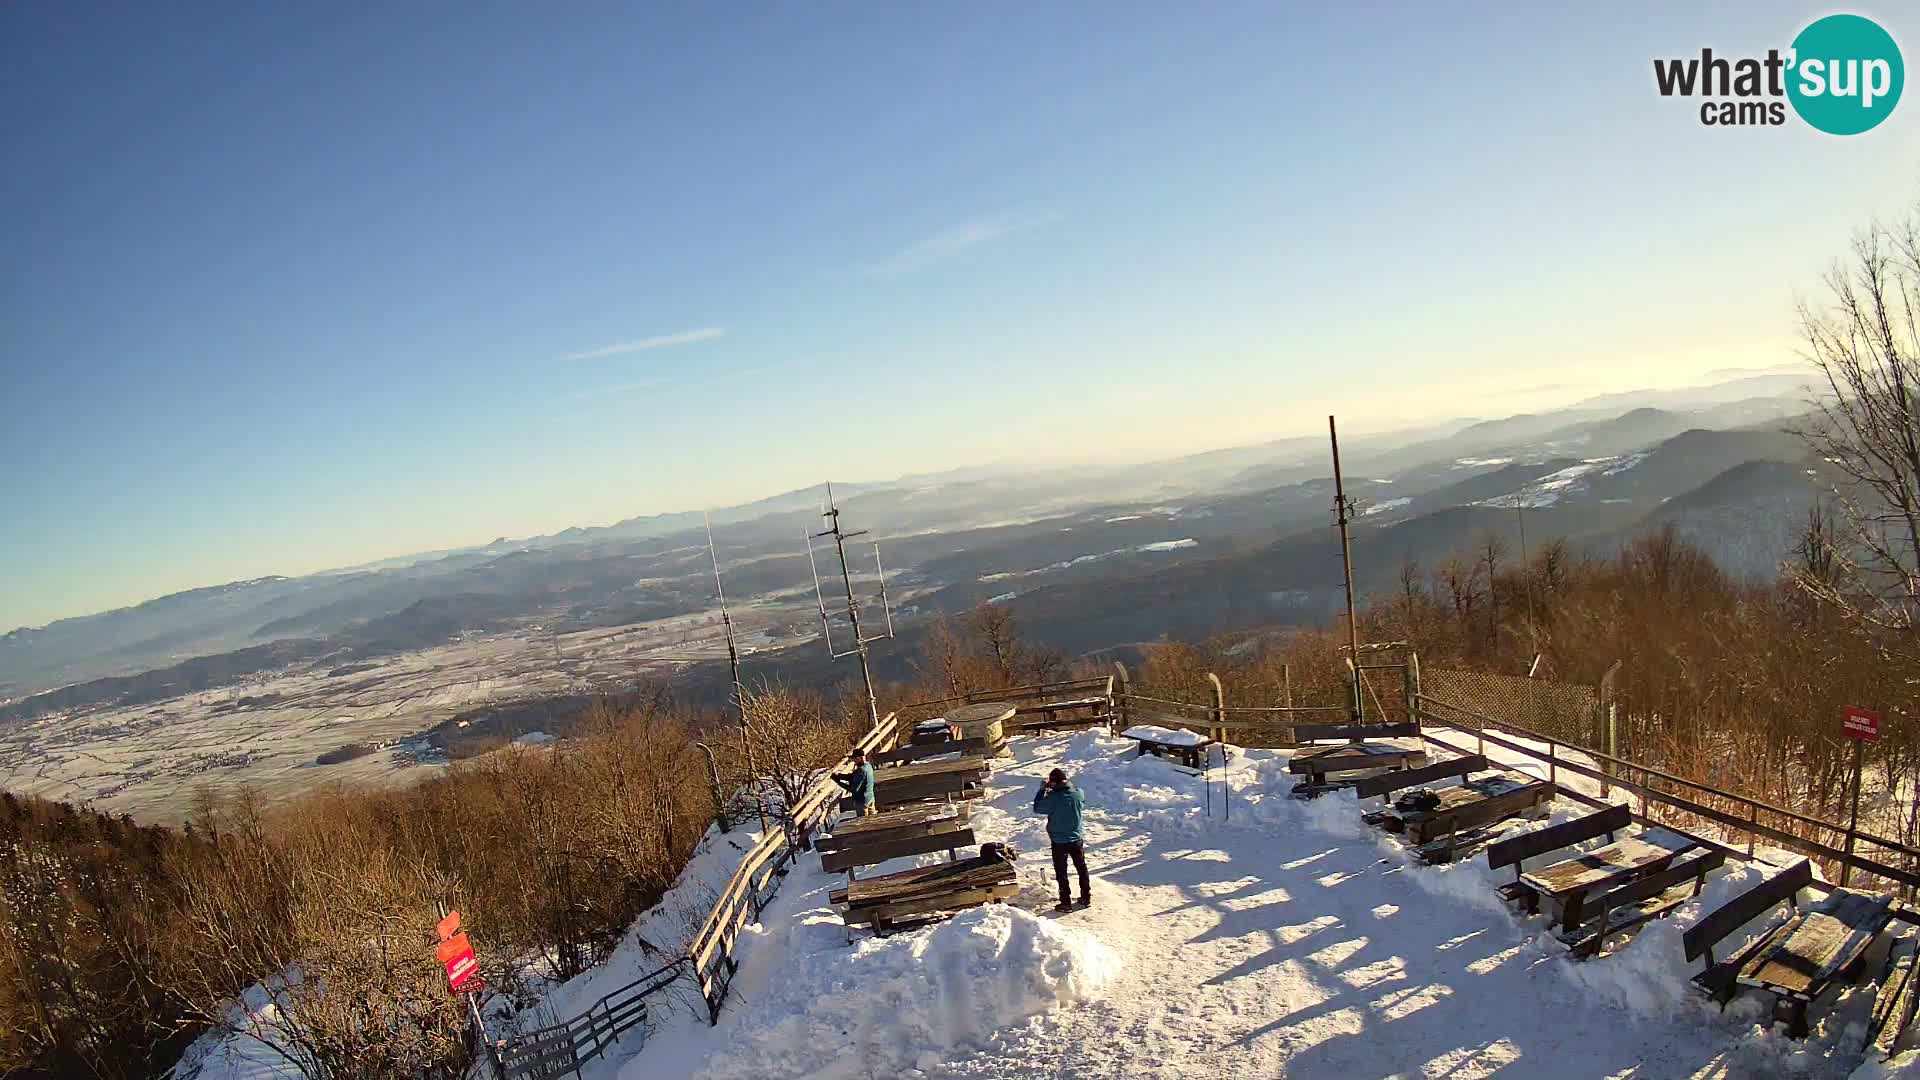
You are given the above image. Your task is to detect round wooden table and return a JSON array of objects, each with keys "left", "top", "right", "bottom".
[{"left": 946, "top": 702, "right": 1015, "bottom": 754}]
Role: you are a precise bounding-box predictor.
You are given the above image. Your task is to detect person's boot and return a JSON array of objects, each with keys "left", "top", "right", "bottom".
[
  {"left": 1054, "top": 899, "right": 1073, "bottom": 913},
  {"left": 1075, "top": 895, "right": 1091, "bottom": 909}
]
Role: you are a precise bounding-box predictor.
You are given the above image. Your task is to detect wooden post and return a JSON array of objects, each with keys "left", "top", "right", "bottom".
[
  {"left": 1403, "top": 651, "right": 1421, "bottom": 729},
  {"left": 1282, "top": 663, "right": 1295, "bottom": 746},
  {"left": 1746, "top": 802, "right": 1758, "bottom": 858},
  {"left": 1843, "top": 737, "right": 1864, "bottom": 887},
  {"left": 1548, "top": 740, "right": 1557, "bottom": 786},
  {"left": 1112, "top": 662, "right": 1132, "bottom": 734},
  {"left": 1207, "top": 672, "right": 1226, "bottom": 747}
]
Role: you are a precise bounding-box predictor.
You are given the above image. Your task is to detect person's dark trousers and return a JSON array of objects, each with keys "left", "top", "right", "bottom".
[{"left": 1050, "top": 841, "right": 1090, "bottom": 905}]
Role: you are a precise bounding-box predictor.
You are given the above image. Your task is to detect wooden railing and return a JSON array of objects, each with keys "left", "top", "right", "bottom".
[
  {"left": 685, "top": 710, "right": 899, "bottom": 1024},
  {"left": 495, "top": 959, "right": 683, "bottom": 1078},
  {"left": 1414, "top": 692, "right": 1920, "bottom": 902}
]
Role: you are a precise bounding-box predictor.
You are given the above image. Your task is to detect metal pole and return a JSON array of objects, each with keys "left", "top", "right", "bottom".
[
  {"left": 818, "top": 485, "right": 881, "bottom": 725},
  {"left": 707, "top": 514, "right": 768, "bottom": 834},
  {"left": 1843, "top": 737, "right": 1864, "bottom": 887},
  {"left": 1329, "top": 415, "right": 1363, "bottom": 723}
]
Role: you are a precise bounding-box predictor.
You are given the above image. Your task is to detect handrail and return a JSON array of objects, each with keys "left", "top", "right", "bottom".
[
  {"left": 892, "top": 676, "right": 1113, "bottom": 714},
  {"left": 685, "top": 709, "right": 899, "bottom": 1022},
  {"left": 1413, "top": 692, "right": 1920, "bottom": 891}
]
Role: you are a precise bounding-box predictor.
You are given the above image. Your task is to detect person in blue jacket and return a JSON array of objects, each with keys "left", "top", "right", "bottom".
[
  {"left": 832, "top": 748, "right": 877, "bottom": 817},
  {"left": 1032, "top": 768, "right": 1089, "bottom": 912}
]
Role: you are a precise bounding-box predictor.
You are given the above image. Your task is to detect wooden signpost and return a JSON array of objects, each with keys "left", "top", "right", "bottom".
[{"left": 1842, "top": 706, "right": 1883, "bottom": 886}]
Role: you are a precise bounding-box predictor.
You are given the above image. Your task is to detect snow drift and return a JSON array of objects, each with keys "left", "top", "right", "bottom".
[{"left": 690, "top": 906, "right": 1117, "bottom": 1080}]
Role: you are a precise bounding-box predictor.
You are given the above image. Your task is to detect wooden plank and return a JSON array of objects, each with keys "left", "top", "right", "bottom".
[
  {"left": 1355, "top": 754, "right": 1487, "bottom": 800},
  {"left": 1487, "top": 803, "right": 1631, "bottom": 872},
  {"left": 1522, "top": 834, "right": 1695, "bottom": 899},
  {"left": 820, "top": 827, "right": 977, "bottom": 873},
  {"left": 1685, "top": 860, "right": 1814, "bottom": 962},
  {"left": 1294, "top": 721, "right": 1419, "bottom": 744},
  {"left": 844, "top": 883, "right": 1020, "bottom": 926},
  {"left": 1741, "top": 889, "right": 1894, "bottom": 997},
  {"left": 870, "top": 737, "right": 988, "bottom": 768}
]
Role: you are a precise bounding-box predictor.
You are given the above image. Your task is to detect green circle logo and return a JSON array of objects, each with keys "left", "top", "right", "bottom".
[{"left": 1788, "top": 14, "right": 1903, "bottom": 135}]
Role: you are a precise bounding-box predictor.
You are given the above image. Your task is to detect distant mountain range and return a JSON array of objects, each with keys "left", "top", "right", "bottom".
[{"left": 0, "top": 368, "right": 1831, "bottom": 708}]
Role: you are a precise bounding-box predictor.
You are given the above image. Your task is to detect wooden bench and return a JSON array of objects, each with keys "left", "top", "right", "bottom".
[
  {"left": 1560, "top": 847, "right": 1725, "bottom": 958},
  {"left": 1684, "top": 859, "right": 1813, "bottom": 1006},
  {"left": 830, "top": 851, "right": 1020, "bottom": 933},
  {"left": 1013, "top": 696, "right": 1112, "bottom": 732},
  {"left": 1870, "top": 936, "right": 1920, "bottom": 1058},
  {"left": 818, "top": 802, "right": 970, "bottom": 850},
  {"left": 1119, "top": 724, "right": 1216, "bottom": 770},
  {"left": 819, "top": 825, "right": 977, "bottom": 875},
  {"left": 1357, "top": 754, "right": 1486, "bottom": 808},
  {"left": 869, "top": 736, "right": 989, "bottom": 768},
  {"left": 1723, "top": 882, "right": 1894, "bottom": 1038},
  {"left": 1288, "top": 722, "right": 1427, "bottom": 799},
  {"left": 1488, "top": 803, "right": 1630, "bottom": 905},
  {"left": 1519, "top": 831, "right": 1698, "bottom": 932},
  {"left": 1408, "top": 775, "right": 1555, "bottom": 863},
  {"left": 840, "top": 755, "right": 989, "bottom": 812}
]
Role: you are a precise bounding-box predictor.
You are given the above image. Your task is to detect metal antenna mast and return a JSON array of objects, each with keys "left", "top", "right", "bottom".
[
  {"left": 707, "top": 513, "right": 767, "bottom": 834},
  {"left": 1329, "top": 415, "right": 1364, "bottom": 723},
  {"left": 805, "top": 482, "right": 893, "bottom": 725}
]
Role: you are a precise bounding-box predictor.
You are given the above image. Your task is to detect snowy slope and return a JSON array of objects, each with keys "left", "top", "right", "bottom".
[{"left": 176, "top": 730, "right": 1920, "bottom": 1080}]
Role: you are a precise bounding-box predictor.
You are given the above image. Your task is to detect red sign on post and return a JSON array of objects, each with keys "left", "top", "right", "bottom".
[
  {"left": 437, "top": 931, "right": 482, "bottom": 994},
  {"left": 1843, "top": 706, "right": 1882, "bottom": 741}
]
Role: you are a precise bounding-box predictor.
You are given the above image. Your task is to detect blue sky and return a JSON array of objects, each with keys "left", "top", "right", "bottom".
[{"left": 2, "top": 1, "right": 1917, "bottom": 630}]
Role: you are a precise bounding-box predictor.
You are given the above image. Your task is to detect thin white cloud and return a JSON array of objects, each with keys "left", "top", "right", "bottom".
[
  {"left": 866, "top": 209, "right": 1062, "bottom": 278},
  {"left": 557, "top": 327, "right": 725, "bottom": 362}
]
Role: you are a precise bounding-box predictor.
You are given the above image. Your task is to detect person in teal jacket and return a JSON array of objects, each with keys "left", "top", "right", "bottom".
[
  {"left": 1033, "top": 768, "right": 1090, "bottom": 911},
  {"left": 832, "top": 748, "right": 877, "bottom": 817}
]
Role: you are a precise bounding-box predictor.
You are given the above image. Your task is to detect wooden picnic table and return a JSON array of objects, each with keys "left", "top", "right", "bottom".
[
  {"left": 1120, "top": 724, "right": 1216, "bottom": 770},
  {"left": 1289, "top": 741, "right": 1427, "bottom": 780},
  {"left": 817, "top": 802, "right": 970, "bottom": 852},
  {"left": 851, "top": 754, "right": 990, "bottom": 811},
  {"left": 1394, "top": 771, "right": 1552, "bottom": 847},
  {"left": 947, "top": 703, "right": 1014, "bottom": 756},
  {"left": 830, "top": 853, "right": 1019, "bottom": 930},
  {"left": 1519, "top": 831, "right": 1695, "bottom": 929},
  {"left": 1739, "top": 888, "right": 1894, "bottom": 1002}
]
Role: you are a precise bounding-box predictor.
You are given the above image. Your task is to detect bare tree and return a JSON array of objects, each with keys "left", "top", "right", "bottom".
[{"left": 1791, "top": 205, "right": 1920, "bottom": 664}]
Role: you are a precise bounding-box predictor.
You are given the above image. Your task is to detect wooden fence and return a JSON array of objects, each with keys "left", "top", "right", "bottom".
[
  {"left": 685, "top": 710, "right": 900, "bottom": 1024},
  {"left": 1414, "top": 691, "right": 1920, "bottom": 903},
  {"left": 497, "top": 959, "right": 683, "bottom": 1079}
]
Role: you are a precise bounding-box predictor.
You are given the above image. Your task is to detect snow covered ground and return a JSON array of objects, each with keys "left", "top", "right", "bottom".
[{"left": 177, "top": 728, "right": 1920, "bottom": 1080}]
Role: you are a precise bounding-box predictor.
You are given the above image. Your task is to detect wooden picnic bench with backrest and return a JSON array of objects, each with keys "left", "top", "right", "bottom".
[
  {"left": 1487, "top": 803, "right": 1631, "bottom": 903},
  {"left": 1293, "top": 721, "right": 1420, "bottom": 745},
  {"left": 1354, "top": 754, "right": 1487, "bottom": 803},
  {"left": 840, "top": 755, "right": 990, "bottom": 812},
  {"left": 818, "top": 823, "right": 978, "bottom": 875},
  {"left": 868, "top": 737, "right": 989, "bottom": 768},
  {"left": 829, "top": 850, "right": 1020, "bottom": 932},
  {"left": 1683, "top": 859, "right": 1813, "bottom": 1005},
  {"left": 1561, "top": 847, "right": 1726, "bottom": 958}
]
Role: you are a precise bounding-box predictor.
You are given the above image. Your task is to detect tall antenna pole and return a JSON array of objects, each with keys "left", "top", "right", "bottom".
[
  {"left": 707, "top": 513, "right": 767, "bottom": 834},
  {"left": 811, "top": 483, "right": 884, "bottom": 725},
  {"left": 1329, "top": 415, "right": 1364, "bottom": 723}
]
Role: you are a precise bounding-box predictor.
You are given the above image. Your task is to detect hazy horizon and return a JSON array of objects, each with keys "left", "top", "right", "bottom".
[
  {"left": 1, "top": 361, "right": 1812, "bottom": 633},
  {"left": 4, "top": 2, "right": 1915, "bottom": 630}
]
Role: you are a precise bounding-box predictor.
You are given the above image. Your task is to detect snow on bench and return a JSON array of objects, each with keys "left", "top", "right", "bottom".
[{"left": 1120, "top": 725, "right": 1209, "bottom": 747}]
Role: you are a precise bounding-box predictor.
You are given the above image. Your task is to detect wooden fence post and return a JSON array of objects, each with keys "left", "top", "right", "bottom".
[
  {"left": 1403, "top": 651, "right": 1421, "bottom": 729},
  {"left": 1112, "top": 662, "right": 1131, "bottom": 734},
  {"left": 1282, "top": 663, "right": 1295, "bottom": 745},
  {"left": 1207, "top": 672, "right": 1226, "bottom": 746}
]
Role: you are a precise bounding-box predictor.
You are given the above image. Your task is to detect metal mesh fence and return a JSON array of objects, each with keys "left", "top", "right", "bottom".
[{"left": 1420, "top": 668, "right": 1603, "bottom": 751}]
